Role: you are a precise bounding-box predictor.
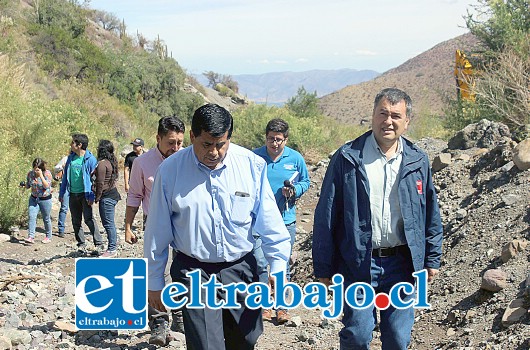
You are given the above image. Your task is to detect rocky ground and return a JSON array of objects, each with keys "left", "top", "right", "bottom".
[{"left": 0, "top": 120, "right": 529, "bottom": 349}]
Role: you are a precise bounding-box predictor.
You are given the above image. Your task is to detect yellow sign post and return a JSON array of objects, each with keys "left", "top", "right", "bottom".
[{"left": 454, "top": 50, "right": 475, "bottom": 102}]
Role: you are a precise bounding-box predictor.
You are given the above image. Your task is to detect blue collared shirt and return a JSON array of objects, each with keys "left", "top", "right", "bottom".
[
  {"left": 144, "top": 143, "right": 291, "bottom": 290},
  {"left": 253, "top": 146, "right": 310, "bottom": 225}
]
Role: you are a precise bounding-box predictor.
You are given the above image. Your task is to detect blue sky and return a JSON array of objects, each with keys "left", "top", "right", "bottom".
[{"left": 88, "top": 0, "right": 478, "bottom": 75}]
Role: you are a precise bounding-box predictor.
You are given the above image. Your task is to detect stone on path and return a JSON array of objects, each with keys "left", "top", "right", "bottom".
[
  {"left": 502, "top": 298, "right": 527, "bottom": 327},
  {"left": 481, "top": 269, "right": 507, "bottom": 292}
]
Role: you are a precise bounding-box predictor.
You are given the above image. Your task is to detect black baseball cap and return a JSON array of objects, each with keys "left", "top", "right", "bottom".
[{"left": 131, "top": 138, "right": 144, "bottom": 146}]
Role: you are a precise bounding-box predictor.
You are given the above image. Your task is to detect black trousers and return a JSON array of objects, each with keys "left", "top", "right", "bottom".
[
  {"left": 171, "top": 252, "right": 262, "bottom": 350},
  {"left": 69, "top": 192, "right": 101, "bottom": 247}
]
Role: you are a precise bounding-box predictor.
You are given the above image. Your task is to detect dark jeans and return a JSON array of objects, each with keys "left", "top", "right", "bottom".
[
  {"left": 98, "top": 197, "right": 118, "bottom": 252},
  {"left": 340, "top": 248, "right": 415, "bottom": 350},
  {"left": 69, "top": 192, "right": 101, "bottom": 247},
  {"left": 171, "top": 252, "right": 261, "bottom": 350}
]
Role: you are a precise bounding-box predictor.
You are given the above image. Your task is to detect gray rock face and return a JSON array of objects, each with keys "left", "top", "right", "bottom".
[
  {"left": 448, "top": 119, "right": 511, "bottom": 150},
  {"left": 432, "top": 153, "right": 452, "bottom": 172}
]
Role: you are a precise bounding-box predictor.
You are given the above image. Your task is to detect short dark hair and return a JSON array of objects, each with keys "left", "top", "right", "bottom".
[
  {"left": 373, "top": 88, "right": 413, "bottom": 118},
  {"left": 32, "top": 158, "right": 47, "bottom": 171},
  {"left": 265, "top": 118, "right": 289, "bottom": 138},
  {"left": 158, "top": 116, "right": 185, "bottom": 137},
  {"left": 72, "top": 133, "right": 89, "bottom": 150},
  {"left": 191, "top": 104, "right": 233, "bottom": 138}
]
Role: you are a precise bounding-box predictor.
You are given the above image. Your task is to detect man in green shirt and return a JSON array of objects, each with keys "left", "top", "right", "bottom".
[{"left": 59, "top": 134, "right": 103, "bottom": 255}]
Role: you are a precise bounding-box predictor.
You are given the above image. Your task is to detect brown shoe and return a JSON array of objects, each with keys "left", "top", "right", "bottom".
[
  {"left": 262, "top": 309, "right": 273, "bottom": 321},
  {"left": 276, "top": 310, "right": 290, "bottom": 324}
]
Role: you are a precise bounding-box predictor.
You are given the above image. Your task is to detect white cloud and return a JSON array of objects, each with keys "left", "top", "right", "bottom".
[
  {"left": 356, "top": 50, "right": 377, "bottom": 56},
  {"left": 295, "top": 58, "right": 309, "bottom": 63}
]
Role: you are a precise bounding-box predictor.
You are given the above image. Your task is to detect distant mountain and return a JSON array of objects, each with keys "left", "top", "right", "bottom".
[
  {"left": 318, "top": 33, "right": 483, "bottom": 125},
  {"left": 195, "top": 69, "right": 380, "bottom": 104}
]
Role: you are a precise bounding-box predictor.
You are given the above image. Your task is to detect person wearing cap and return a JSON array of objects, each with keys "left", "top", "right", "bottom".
[{"left": 124, "top": 138, "right": 144, "bottom": 193}]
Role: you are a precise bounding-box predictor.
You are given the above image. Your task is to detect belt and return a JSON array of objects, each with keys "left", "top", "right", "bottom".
[
  {"left": 175, "top": 251, "right": 251, "bottom": 271},
  {"left": 372, "top": 245, "right": 408, "bottom": 258},
  {"left": 32, "top": 194, "right": 52, "bottom": 201}
]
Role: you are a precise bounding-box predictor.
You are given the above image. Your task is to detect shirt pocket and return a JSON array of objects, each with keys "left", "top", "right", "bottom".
[{"left": 230, "top": 194, "right": 254, "bottom": 224}]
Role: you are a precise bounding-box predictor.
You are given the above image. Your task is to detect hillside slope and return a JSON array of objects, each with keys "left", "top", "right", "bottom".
[{"left": 318, "top": 33, "right": 481, "bottom": 125}]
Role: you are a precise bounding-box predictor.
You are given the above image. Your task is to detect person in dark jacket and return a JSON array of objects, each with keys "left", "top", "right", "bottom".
[
  {"left": 59, "top": 133, "right": 103, "bottom": 255},
  {"left": 312, "top": 88, "right": 443, "bottom": 350}
]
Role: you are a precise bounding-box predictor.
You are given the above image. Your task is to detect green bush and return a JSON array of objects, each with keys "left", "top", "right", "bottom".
[
  {"left": 465, "top": 0, "right": 529, "bottom": 59},
  {"left": 105, "top": 50, "right": 202, "bottom": 120},
  {"left": 0, "top": 14, "right": 18, "bottom": 53},
  {"left": 285, "top": 86, "right": 320, "bottom": 119},
  {"left": 31, "top": 25, "right": 111, "bottom": 83},
  {"left": 215, "top": 83, "right": 235, "bottom": 98},
  {"left": 408, "top": 113, "right": 449, "bottom": 141},
  {"left": 0, "top": 58, "right": 117, "bottom": 232},
  {"left": 35, "top": 0, "right": 87, "bottom": 38}
]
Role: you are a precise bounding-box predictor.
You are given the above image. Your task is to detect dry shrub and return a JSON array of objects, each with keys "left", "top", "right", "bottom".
[{"left": 475, "top": 47, "right": 530, "bottom": 128}]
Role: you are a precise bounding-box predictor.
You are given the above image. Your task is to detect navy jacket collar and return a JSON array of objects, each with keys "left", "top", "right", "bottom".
[{"left": 340, "top": 131, "right": 425, "bottom": 168}]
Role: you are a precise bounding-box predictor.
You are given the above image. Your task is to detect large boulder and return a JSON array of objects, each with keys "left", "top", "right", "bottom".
[{"left": 448, "top": 119, "right": 511, "bottom": 150}]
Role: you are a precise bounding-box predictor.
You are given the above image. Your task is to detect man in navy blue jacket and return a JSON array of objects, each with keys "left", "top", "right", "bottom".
[{"left": 312, "top": 88, "right": 443, "bottom": 350}]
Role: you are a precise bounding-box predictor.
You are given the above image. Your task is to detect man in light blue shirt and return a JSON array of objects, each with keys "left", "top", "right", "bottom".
[
  {"left": 144, "top": 104, "right": 291, "bottom": 349},
  {"left": 253, "top": 118, "right": 310, "bottom": 324}
]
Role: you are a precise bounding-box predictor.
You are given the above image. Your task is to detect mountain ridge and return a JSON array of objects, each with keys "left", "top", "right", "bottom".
[{"left": 195, "top": 68, "right": 379, "bottom": 104}]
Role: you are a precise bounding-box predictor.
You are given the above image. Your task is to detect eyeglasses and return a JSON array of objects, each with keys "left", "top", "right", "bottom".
[{"left": 266, "top": 137, "right": 285, "bottom": 144}]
